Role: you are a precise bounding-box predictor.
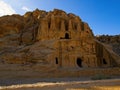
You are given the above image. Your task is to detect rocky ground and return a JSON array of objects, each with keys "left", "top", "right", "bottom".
[
  {"left": 0, "top": 63, "right": 119, "bottom": 86},
  {"left": 0, "top": 63, "right": 120, "bottom": 89}
]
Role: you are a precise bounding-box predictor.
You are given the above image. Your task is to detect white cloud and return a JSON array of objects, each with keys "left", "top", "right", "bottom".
[
  {"left": 22, "top": 6, "right": 31, "bottom": 11},
  {"left": 0, "top": 0, "right": 16, "bottom": 16}
]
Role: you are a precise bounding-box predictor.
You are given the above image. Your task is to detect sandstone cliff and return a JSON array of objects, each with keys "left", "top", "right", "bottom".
[
  {"left": 96, "top": 35, "right": 120, "bottom": 56},
  {"left": 0, "top": 9, "right": 120, "bottom": 70}
]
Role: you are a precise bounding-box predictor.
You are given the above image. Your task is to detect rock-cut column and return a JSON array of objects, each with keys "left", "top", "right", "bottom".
[
  {"left": 37, "top": 19, "right": 48, "bottom": 40},
  {"left": 68, "top": 20, "right": 73, "bottom": 31},
  {"left": 60, "top": 20, "right": 65, "bottom": 31},
  {"left": 50, "top": 15, "right": 56, "bottom": 30}
]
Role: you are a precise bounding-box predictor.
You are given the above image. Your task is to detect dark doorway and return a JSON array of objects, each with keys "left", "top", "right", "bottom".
[
  {"left": 77, "top": 58, "right": 82, "bottom": 67},
  {"left": 103, "top": 58, "right": 107, "bottom": 64},
  {"left": 65, "top": 33, "right": 70, "bottom": 39},
  {"left": 55, "top": 57, "right": 58, "bottom": 64}
]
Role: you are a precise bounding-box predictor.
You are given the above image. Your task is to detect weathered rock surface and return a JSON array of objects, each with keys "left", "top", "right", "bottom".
[
  {"left": 96, "top": 35, "right": 120, "bottom": 56},
  {"left": 0, "top": 9, "right": 120, "bottom": 78}
]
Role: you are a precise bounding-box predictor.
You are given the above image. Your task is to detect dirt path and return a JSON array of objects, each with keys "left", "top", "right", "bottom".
[{"left": 0, "top": 79, "right": 120, "bottom": 90}]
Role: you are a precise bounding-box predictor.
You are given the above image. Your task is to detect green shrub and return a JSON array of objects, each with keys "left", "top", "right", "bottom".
[{"left": 91, "top": 74, "right": 111, "bottom": 80}]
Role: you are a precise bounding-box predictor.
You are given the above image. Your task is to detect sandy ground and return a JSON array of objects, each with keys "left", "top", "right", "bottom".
[{"left": 0, "top": 79, "right": 120, "bottom": 90}]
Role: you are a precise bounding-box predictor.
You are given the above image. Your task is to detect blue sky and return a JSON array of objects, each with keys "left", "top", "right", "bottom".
[{"left": 0, "top": 0, "right": 120, "bottom": 35}]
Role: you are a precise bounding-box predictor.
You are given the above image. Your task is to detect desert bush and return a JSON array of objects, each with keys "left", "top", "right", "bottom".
[{"left": 91, "top": 74, "right": 111, "bottom": 80}]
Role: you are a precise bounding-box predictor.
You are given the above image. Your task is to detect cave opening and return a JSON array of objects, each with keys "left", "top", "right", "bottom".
[
  {"left": 65, "top": 33, "right": 70, "bottom": 39},
  {"left": 55, "top": 57, "right": 58, "bottom": 64},
  {"left": 103, "top": 58, "right": 107, "bottom": 64},
  {"left": 77, "top": 58, "right": 82, "bottom": 67}
]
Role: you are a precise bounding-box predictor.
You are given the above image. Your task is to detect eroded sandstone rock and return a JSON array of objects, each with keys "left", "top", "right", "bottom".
[
  {"left": 0, "top": 9, "right": 120, "bottom": 69},
  {"left": 96, "top": 35, "right": 120, "bottom": 56}
]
